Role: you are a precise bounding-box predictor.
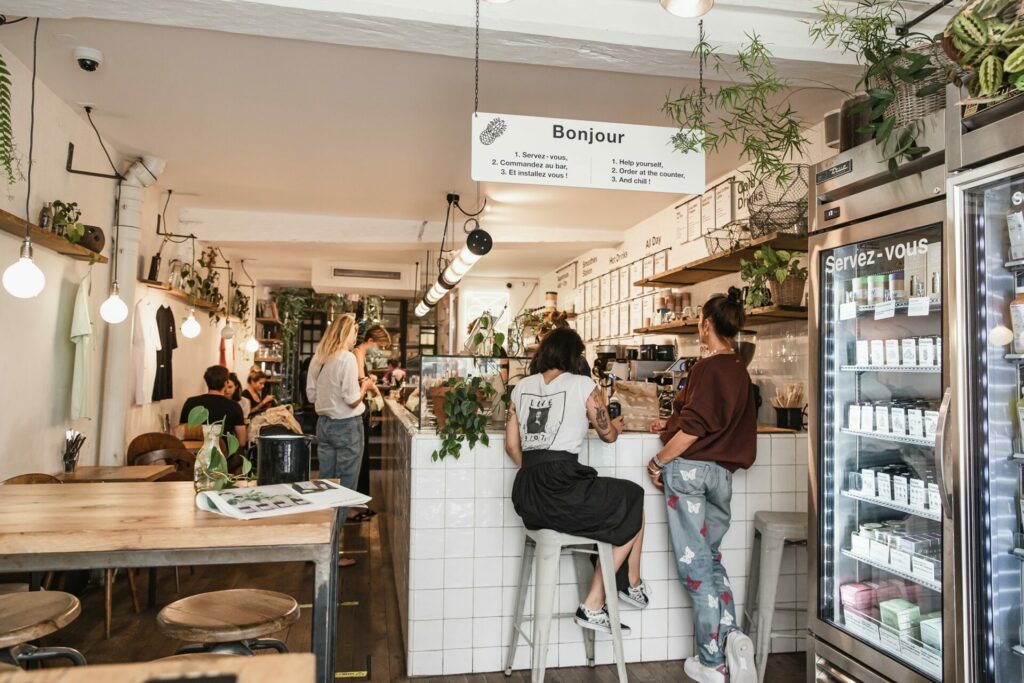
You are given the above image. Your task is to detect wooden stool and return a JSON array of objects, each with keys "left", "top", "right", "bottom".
[
  {"left": 157, "top": 589, "right": 300, "bottom": 656},
  {"left": 0, "top": 591, "right": 86, "bottom": 668}
]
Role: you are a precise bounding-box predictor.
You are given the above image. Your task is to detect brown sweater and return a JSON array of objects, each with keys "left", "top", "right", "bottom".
[{"left": 659, "top": 353, "right": 757, "bottom": 472}]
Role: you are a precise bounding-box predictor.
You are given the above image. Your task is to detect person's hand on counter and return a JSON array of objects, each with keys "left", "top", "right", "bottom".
[{"left": 649, "top": 418, "right": 666, "bottom": 433}]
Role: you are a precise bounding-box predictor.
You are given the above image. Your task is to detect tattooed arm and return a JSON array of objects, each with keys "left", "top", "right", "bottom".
[
  {"left": 504, "top": 401, "right": 523, "bottom": 467},
  {"left": 586, "top": 386, "right": 623, "bottom": 443}
]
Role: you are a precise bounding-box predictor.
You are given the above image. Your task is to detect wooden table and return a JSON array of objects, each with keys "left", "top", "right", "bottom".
[
  {"left": 58, "top": 465, "right": 174, "bottom": 483},
  {"left": 0, "top": 652, "right": 314, "bottom": 682},
  {"left": 0, "top": 482, "right": 339, "bottom": 683}
]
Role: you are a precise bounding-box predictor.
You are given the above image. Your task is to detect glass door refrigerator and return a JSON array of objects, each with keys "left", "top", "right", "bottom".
[
  {"left": 948, "top": 148, "right": 1024, "bottom": 682},
  {"left": 808, "top": 109, "right": 954, "bottom": 683}
]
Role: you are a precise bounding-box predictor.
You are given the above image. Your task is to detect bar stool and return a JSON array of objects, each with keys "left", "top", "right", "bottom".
[
  {"left": 157, "top": 589, "right": 300, "bottom": 656},
  {"left": 0, "top": 591, "right": 87, "bottom": 668},
  {"left": 503, "top": 529, "right": 627, "bottom": 683},
  {"left": 743, "top": 511, "right": 808, "bottom": 683}
]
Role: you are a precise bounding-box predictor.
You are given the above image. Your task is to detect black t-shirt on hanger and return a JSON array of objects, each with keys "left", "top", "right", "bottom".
[{"left": 152, "top": 305, "right": 178, "bottom": 401}]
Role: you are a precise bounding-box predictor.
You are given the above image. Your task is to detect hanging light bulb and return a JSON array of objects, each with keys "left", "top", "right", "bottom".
[
  {"left": 414, "top": 301, "right": 431, "bottom": 318},
  {"left": 181, "top": 308, "right": 201, "bottom": 339},
  {"left": 99, "top": 283, "right": 129, "bottom": 323},
  {"left": 245, "top": 334, "right": 260, "bottom": 353},
  {"left": 3, "top": 239, "right": 46, "bottom": 299},
  {"left": 221, "top": 320, "right": 236, "bottom": 339},
  {"left": 660, "top": 0, "right": 714, "bottom": 17}
]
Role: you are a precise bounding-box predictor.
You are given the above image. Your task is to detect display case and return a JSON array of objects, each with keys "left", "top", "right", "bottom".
[{"left": 398, "top": 355, "right": 531, "bottom": 430}]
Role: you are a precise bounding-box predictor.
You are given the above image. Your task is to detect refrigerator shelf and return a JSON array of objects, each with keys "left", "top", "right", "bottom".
[
  {"left": 841, "top": 548, "right": 942, "bottom": 592},
  {"left": 840, "top": 365, "right": 941, "bottom": 374},
  {"left": 841, "top": 489, "right": 942, "bottom": 521},
  {"left": 1012, "top": 645, "right": 1024, "bottom": 657},
  {"left": 1010, "top": 453, "right": 1024, "bottom": 462},
  {"left": 843, "top": 608, "right": 942, "bottom": 679},
  {"left": 856, "top": 300, "right": 942, "bottom": 315},
  {"left": 840, "top": 427, "right": 935, "bottom": 448},
  {"left": 1004, "top": 354, "right": 1024, "bottom": 362}
]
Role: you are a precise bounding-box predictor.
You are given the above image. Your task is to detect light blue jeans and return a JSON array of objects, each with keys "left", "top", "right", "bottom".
[
  {"left": 663, "top": 457, "right": 739, "bottom": 668},
  {"left": 316, "top": 415, "right": 364, "bottom": 518}
]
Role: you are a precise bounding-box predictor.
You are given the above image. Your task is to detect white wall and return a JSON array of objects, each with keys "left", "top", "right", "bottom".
[{"left": 455, "top": 276, "right": 538, "bottom": 351}]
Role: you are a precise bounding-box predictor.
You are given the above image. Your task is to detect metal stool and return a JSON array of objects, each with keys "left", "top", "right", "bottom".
[
  {"left": 743, "top": 511, "right": 808, "bottom": 683},
  {"left": 156, "top": 589, "right": 300, "bottom": 656},
  {"left": 503, "top": 529, "right": 627, "bottom": 683},
  {"left": 0, "top": 591, "right": 87, "bottom": 668}
]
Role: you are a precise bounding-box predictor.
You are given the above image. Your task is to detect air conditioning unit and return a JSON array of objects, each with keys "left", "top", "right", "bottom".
[{"left": 311, "top": 261, "right": 417, "bottom": 297}]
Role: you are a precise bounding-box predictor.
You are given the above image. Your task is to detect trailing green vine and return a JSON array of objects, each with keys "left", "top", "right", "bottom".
[
  {"left": 431, "top": 375, "right": 498, "bottom": 461},
  {"left": 0, "top": 52, "right": 20, "bottom": 186}
]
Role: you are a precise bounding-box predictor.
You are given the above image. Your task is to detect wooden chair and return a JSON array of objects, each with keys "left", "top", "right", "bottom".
[
  {"left": 127, "top": 433, "right": 185, "bottom": 465},
  {"left": 156, "top": 589, "right": 300, "bottom": 656},
  {"left": 1, "top": 473, "right": 140, "bottom": 639},
  {"left": 131, "top": 448, "right": 196, "bottom": 481},
  {"left": 0, "top": 591, "right": 86, "bottom": 668}
]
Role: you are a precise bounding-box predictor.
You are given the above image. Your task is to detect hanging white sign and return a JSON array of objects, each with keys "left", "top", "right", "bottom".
[{"left": 471, "top": 112, "right": 704, "bottom": 194}]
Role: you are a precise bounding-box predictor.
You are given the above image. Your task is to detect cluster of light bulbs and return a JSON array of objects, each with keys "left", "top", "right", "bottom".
[{"left": 415, "top": 228, "right": 493, "bottom": 318}]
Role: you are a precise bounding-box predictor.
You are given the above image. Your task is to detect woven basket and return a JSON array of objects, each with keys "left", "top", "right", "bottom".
[
  {"left": 883, "top": 42, "right": 952, "bottom": 128},
  {"left": 703, "top": 220, "right": 750, "bottom": 256},
  {"left": 747, "top": 165, "right": 809, "bottom": 238},
  {"left": 768, "top": 276, "right": 807, "bottom": 308}
]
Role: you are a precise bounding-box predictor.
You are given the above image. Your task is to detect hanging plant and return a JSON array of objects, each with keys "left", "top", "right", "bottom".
[
  {"left": 230, "top": 278, "right": 250, "bottom": 321},
  {"left": 663, "top": 28, "right": 808, "bottom": 193},
  {"left": 0, "top": 52, "right": 20, "bottom": 185},
  {"left": 809, "top": 1, "right": 958, "bottom": 175},
  {"left": 464, "top": 310, "right": 507, "bottom": 357},
  {"left": 429, "top": 375, "right": 498, "bottom": 461}
]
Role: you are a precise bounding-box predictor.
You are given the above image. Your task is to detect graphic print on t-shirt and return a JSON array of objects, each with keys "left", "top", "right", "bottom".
[{"left": 519, "top": 391, "right": 566, "bottom": 450}]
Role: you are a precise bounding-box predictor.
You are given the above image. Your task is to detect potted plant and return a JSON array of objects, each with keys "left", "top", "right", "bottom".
[
  {"left": 464, "top": 311, "right": 507, "bottom": 356},
  {"left": 52, "top": 200, "right": 86, "bottom": 242},
  {"left": 429, "top": 375, "right": 498, "bottom": 460},
  {"left": 186, "top": 405, "right": 253, "bottom": 492},
  {"left": 740, "top": 245, "right": 809, "bottom": 309},
  {"left": 944, "top": 0, "right": 1024, "bottom": 102}
]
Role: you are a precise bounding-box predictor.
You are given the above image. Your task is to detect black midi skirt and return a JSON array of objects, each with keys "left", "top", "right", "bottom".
[{"left": 511, "top": 449, "right": 644, "bottom": 547}]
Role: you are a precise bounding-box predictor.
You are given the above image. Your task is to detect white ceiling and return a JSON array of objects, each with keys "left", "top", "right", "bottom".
[{"left": 0, "top": 3, "right": 863, "bottom": 281}]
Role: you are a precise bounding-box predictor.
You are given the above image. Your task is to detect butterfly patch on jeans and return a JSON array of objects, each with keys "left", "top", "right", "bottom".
[
  {"left": 704, "top": 638, "right": 720, "bottom": 655},
  {"left": 720, "top": 612, "right": 734, "bottom": 627},
  {"left": 686, "top": 500, "right": 701, "bottom": 514},
  {"left": 680, "top": 468, "right": 698, "bottom": 481},
  {"left": 679, "top": 546, "right": 695, "bottom": 565},
  {"left": 707, "top": 594, "right": 717, "bottom": 608},
  {"left": 685, "top": 575, "right": 702, "bottom": 591}
]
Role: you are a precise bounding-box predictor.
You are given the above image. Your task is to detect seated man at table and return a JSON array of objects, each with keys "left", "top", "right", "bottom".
[{"left": 179, "top": 365, "right": 247, "bottom": 447}]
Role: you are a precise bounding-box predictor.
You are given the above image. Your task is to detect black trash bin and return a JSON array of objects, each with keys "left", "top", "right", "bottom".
[{"left": 257, "top": 433, "right": 312, "bottom": 485}]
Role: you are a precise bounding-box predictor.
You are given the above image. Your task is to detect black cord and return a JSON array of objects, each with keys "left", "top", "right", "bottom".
[
  {"left": 23, "top": 18, "right": 38, "bottom": 240},
  {"left": 84, "top": 106, "right": 121, "bottom": 177},
  {"left": 474, "top": 0, "right": 480, "bottom": 116},
  {"left": 109, "top": 183, "right": 121, "bottom": 286},
  {"left": 0, "top": 16, "right": 28, "bottom": 26},
  {"left": 157, "top": 189, "right": 191, "bottom": 243}
]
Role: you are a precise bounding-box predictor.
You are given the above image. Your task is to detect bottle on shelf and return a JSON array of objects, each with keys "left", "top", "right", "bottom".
[{"left": 38, "top": 202, "right": 53, "bottom": 231}]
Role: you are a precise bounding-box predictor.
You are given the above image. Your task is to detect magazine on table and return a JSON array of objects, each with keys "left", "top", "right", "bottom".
[{"left": 196, "top": 479, "right": 370, "bottom": 520}]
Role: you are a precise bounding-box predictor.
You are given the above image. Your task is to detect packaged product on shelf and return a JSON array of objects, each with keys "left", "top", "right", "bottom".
[
  {"left": 861, "top": 468, "right": 877, "bottom": 496},
  {"left": 907, "top": 407, "right": 925, "bottom": 438},
  {"left": 879, "top": 599, "right": 922, "bottom": 633},
  {"left": 1008, "top": 203, "right": 1024, "bottom": 260},
  {"left": 927, "top": 482, "right": 941, "bottom": 510},
  {"left": 918, "top": 336, "right": 935, "bottom": 366},
  {"left": 924, "top": 407, "right": 939, "bottom": 439},
  {"left": 883, "top": 518, "right": 908, "bottom": 532},
  {"left": 885, "top": 339, "right": 901, "bottom": 366},
  {"left": 839, "top": 582, "right": 878, "bottom": 610},
  {"left": 902, "top": 337, "right": 918, "bottom": 366},
  {"left": 852, "top": 276, "right": 868, "bottom": 305},
  {"left": 870, "top": 339, "right": 886, "bottom": 366},
  {"left": 1011, "top": 271, "right": 1024, "bottom": 354},
  {"left": 909, "top": 478, "right": 927, "bottom": 508},
  {"left": 912, "top": 554, "right": 940, "bottom": 582},
  {"left": 891, "top": 404, "right": 907, "bottom": 435},
  {"left": 874, "top": 579, "right": 918, "bottom": 602},
  {"left": 856, "top": 339, "right": 870, "bottom": 366},
  {"left": 860, "top": 522, "right": 884, "bottom": 537},
  {"left": 860, "top": 402, "right": 875, "bottom": 432},
  {"left": 888, "top": 272, "right": 906, "bottom": 303},
  {"left": 848, "top": 403, "right": 862, "bottom": 431},
  {"left": 893, "top": 473, "right": 910, "bottom": 505},
  {"left": 906, "top": 248, "right": 928, "bottom": 298},
  {"left": 875, "top": 404, "right": 891, "bottom": 434},
  {"left": 868, "top": 274, "right": 887, "bottom": 305},
  {"left": 876, "top": 468, "right": 893, "bottom": 500},
  {"left": 870, "top": 537, "right": 891, "bottom": 564},
  {"left": 851, "top": 531, "right": 872, "bottom": 556},
  {"left": 920, "top": 616, "right": 942, "bottom": 650},
  {"left": 935, "top": 336, "right": 942, "bottom": 364},
  {"left": 926, "top": 241, "right": 942, "bottom": 300}
]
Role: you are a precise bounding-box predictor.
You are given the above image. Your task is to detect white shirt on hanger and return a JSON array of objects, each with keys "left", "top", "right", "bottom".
[
  {"left": 70, "top": 274, "right": 93, "bottom": 420},
  {"left": 132, "top": 297, "right": 162, "bottom": 405}
]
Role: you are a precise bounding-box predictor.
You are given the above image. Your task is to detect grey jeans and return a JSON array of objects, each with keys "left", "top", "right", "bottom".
[
  {"left": 663, "top": 457, "right": 739, "bottom": 668},
  {"left": 316, "top": 415, "right": 364, "bottom": 518}
]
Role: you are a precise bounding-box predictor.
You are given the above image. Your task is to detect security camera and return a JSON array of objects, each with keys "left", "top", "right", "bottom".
[
  {"left": 506, "top": 282, "right": 513, "bottom": 289},
  {"left": 74, "top": 47, "right": 103, "bottom": 72}
]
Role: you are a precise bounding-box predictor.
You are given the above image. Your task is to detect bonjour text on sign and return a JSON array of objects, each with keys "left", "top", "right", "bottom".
[{"left": 471, "top": 112, "right": 704, "bottom": 194}]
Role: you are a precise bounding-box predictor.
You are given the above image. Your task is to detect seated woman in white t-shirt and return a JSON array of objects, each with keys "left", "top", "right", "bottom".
[{"left": 505, "top": 327, "right": 649, "bottom": 634}]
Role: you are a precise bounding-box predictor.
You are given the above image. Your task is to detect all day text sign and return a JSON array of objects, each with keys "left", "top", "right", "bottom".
[{"left": 471, "top": 112, "right": 704, "bottom": 194}]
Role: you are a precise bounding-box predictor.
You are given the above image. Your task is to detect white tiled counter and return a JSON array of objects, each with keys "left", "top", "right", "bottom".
[{"left": 381, "top": 400, "right": 808, "bottom": 677}]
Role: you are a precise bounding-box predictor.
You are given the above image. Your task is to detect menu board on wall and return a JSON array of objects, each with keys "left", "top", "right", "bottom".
[
  {"left": 600, "top": 307, "right": 610, "bottom": 339},
  {"left": 641, "top": 295, "right": 655, "bottom": 328},
  {"left": 607, "top": 305, "right": 618, "bottom": 338},
  {"left": 609, "top": 269, "right": 620, "bottom": 303},
  {"left": 574, "top": 286, "right": 584, "bottom": 314},
  {"left": 631, "top": 298, "right": 643, "bottom": 330},
  {"left": 599, "top": 274, "right": 611, "bottom": 306},
  {"left": 584, "top": 312, "right": 593, "bottom": 341},
  {"left": 687, "top": 200, "right": 701, "bottom": 242},
  {"left": 675, "top": 200, "right": 688, "bottom": 243},
  {"left": 619, "top": 268, "right": 631, "bottom": 302},
  {"left": 619, "top": 301, "right": 630, "bottom": 335},
  {"left": 714, "top": 182, "right": 733, "bottom": 229},
  {"left": 630, "top": 261, "right": 643, "bottom": 295},
  {"left": 733, "top": 179, "right": 749, "bottom": 221},
  {"left": 642, "top": 256, "right": 656, "bottom": 288},
  {"left": 701, "top": 192, "right": 715, "bottom": 235},
  {"left": 654, "top": 251, "right": 668, "bottom": 274}
]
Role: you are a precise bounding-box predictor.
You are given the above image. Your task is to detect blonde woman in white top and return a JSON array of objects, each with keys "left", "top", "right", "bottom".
[{"left": 307, "top": 314, "right": 376, "bottom": 564}]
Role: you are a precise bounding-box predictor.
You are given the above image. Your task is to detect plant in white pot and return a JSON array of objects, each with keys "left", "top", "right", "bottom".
[{"left": 739, "top": 245, "right": 808, "bottom": 309}]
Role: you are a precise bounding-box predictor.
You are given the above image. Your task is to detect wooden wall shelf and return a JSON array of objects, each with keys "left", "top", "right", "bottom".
[
  {"left": 633, "top": 305, "right": 807, "bottom": 336},
  {"left": 256, "top": 317, "right": 282, "bottom": 325},
  {"left": 137, "top": 279, "right": 216, "bottom": 311},
  {"left": 0, "top": 207, "right": 108, "bottom": 264},
  {"left": 635, "top": 232, "right": 807, "bottom": 288}
]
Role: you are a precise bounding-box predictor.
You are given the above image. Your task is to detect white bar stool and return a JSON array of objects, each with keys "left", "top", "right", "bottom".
[
  {"left": 743, "top": 511, "right": 808, "bottom": 683},
  {"left": 503, "top": 528, "right": 627, "bottom": 683}
]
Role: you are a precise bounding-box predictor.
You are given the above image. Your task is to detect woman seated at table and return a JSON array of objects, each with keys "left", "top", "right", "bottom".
[
  {"left": 505, "top": 327, "right": 650, "bottom": 634},
  {"left": 242, "top": 370, "right": 277, "bottom": 421}
]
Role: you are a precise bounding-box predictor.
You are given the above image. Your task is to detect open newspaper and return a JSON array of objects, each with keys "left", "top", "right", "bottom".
[{"left": 196, "top": 479, "right": 371, "bottom": 520}]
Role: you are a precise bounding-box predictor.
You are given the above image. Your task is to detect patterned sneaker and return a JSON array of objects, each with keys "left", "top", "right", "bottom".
[
  {"left": 725, "top": 630, "right": 756, "bottom": 683},
  {"left": 684, "top": 656, "right": 728, "bottom": 683},
  {"left": 573, "top": 604, "right": 632, "bottom": 635},
  {"left": 618, "top": 579, "right": 651, "bottom": 609}
]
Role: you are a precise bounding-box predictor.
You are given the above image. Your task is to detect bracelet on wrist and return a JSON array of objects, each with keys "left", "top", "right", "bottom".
[{"left": 649, "top": 456, "right": 666, "bottom": 470}]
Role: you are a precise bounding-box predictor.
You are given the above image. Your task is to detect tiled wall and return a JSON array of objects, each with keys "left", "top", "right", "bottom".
[{"left": 386, "top": 415, "right": 810, "bottom": 677}]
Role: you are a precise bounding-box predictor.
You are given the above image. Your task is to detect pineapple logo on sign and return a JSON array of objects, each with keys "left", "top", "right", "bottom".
[{"left": 479, "top": 117, "right": 507, "bottom": 145}]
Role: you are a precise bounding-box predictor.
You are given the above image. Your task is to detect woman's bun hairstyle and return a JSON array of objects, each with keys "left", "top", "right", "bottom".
[{"left": 702, "top": 287, "right": 746, "bottom": 339}]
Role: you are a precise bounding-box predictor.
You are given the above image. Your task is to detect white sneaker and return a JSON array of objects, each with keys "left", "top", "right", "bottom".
[
  {"left": 618, "top": 579, "right": 651, "bottom": 609},
  {"left": 684, "top": 656, "right": 728, "bottom": 683},
  {"left": 725, "top": 630, "right": 757, "bottom": 683}
]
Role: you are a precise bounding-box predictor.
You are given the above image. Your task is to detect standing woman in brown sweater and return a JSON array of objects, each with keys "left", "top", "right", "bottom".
[{"left": 648, "top": 287, "right": 757, "bottom": 683}]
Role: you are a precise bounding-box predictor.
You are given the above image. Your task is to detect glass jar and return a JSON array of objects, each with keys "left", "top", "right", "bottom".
[{"left": 194, "top": 424, "right": 224, "bottom": 493}]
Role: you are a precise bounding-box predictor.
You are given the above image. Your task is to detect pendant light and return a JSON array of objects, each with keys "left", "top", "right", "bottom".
[
  {"left": 416, "top": 227, "right": 492, "bottom": 317},
  {"left": 245, "top": 334, "right": 260, "bottom": 353},
  {"left": 661, "top": 0, "right": 714, "bottom": 17},
  {"left": 181, "top": 308, "right": 201, "bottom": 338},
  {"left": 221, "top": 268, "right": 235, "bottom": 338},
  {"left": 100, "top": 185, "right": 128, "bottom": 323},
  {"left": 3, "top": 20, "right": 44, "bottom": 299}
]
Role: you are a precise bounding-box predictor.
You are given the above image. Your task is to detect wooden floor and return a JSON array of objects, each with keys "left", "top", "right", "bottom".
[{"left": 34, "top": 472, "right": 807, "bottom": 682}]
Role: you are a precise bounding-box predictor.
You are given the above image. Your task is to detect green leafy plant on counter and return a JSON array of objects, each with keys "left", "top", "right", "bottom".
[
  {"left": 809, "top": 0, "right": 956, "bottom": 175},
  {"left": 430, "top": 375, "right": 498, "bottom": 461},
  {"left": 52, "top": 200, "right": 85, "bottom": 242},
  {"left": 0, "top": 52, "right": 21, "bottom": 186},
  {"left": 465, "top": 310, "right": 507, "bottom": 357},
  {"left": 187, "top": 405, "right": 253, "bottom": 492},
  {"left": 944, "top": 0, "right": 1024, "bottom": 101},
  {"left": 663, "top": 30, "right": 808, "bottom": 194},
  {"left": 739, "top": 245, "right": 808, "bottom": 309}
]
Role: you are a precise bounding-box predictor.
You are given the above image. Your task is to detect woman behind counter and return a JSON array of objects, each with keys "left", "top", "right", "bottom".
[
  {"left": 505, "top": 327, "right": 650, "bottom": 634},
  {"left": 648, "top": 287, "right": 757, "bottom": 683},
  {"left": 241, "top": 370, "right": 276, "bottom": 420}
]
